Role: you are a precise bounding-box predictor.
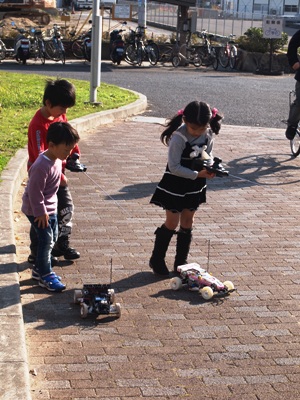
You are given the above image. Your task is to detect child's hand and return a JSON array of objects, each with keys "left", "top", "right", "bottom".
[
  {"left": 197, "top": 169, "right": 216, "bottom": 179},
  {"left": 292, "top": 61, "right": 300, "bottom": 70},
  {"left": 34, "top": 214, "right": 49, "bottom": 229}
]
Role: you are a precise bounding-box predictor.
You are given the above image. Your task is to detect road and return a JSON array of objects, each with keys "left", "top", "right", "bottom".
[{"left": 0, "top": 59, "right": 294, "bottom": 128}]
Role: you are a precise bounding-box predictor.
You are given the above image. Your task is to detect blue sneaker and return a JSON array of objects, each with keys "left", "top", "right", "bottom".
[
  {"left": 32, "top": 268, "right": 61, "bottom": 282},
  {"left": 38, "top": 273, "right": 66, "bottom": 292}
]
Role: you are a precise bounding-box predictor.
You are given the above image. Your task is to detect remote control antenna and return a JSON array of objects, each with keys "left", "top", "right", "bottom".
[
  {"left": 110, "top": 258, "right": 113, "bottom": 285},
  {"left": 207, "top": 239, "right": 211, "bottom": 272}
]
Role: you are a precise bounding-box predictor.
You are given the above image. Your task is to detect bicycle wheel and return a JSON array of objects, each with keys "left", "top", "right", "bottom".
[
  {"left": 71, "top": 39, "right": 84, "bottom": 59},
  {"left": 197, "top": 48, "right": 209, "bottom": 66},
  {"left": 30, "top": 40, "right": 39, "bottom": 60},
  {"left": 218, "top": 47, "right": 229, "bottom": 68},
  {"left": 61, "top": 49, "right": 66, "bottom": 65},
  {"left": 159, "top": 46, "right": 173, "bottom": 64},
  {"left": 59, "top": 41, "right": 66, "bottom": 64},
  {"left": 147, "top": 42, "right": 159, "bottom": 65},
  {"left": 137, "top": 42, "right": 143, "bottom": 66},
  {"left": 172, "top": 55, "right": 181, "bottom": 67},
  {"left": 192, "top": 53, "right": 202, "bottom": 67},
  {"left": 38, "top": 40, "right": 46, "bottom": 64},
  {"left": 290, "top": 128, "right": 300, "bottom": 157},
  {"left": 212, "top": 48, "right": 219, "bottom": 70},
  {"left": 124, "top": 44, "right": 138, "bottom": 65},
  {"left": 229, "top": 46, "right": 237, "bottom": 69},
  {"left": 0, "top": 41, "right": 6, "bottom": 60},
  {"left": 45, "top": 41, "right": 60, "bottom": 61}
]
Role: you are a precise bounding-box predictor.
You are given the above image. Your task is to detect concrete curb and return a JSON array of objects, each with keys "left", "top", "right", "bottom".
[{"left": 0, "top": 91, "right": 147, "bottom": 400}]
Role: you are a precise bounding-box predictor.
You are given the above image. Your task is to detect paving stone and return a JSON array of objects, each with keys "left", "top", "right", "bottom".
[{"left": 11, "top": 122, "right": 300, "bottom": 400}]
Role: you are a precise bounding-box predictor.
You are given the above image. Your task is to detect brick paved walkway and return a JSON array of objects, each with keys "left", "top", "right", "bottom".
[{"left": 14, "top": 119, "right": 300, "bottom": 400}]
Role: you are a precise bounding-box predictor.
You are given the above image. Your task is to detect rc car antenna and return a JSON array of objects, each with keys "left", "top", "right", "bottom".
[
  {"left": 110, "top": 258, "right": 113, "bottom": 285},
  {"left": 207, "top": 239, "right": 211, "bottom": 272}
]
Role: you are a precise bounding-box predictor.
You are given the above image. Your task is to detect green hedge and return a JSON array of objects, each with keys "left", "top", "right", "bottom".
[{"left": 236, "top": 27, "right": 288, "bottom": 53}]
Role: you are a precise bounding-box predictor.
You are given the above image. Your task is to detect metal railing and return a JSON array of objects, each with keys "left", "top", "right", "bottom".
[{"left": 143, "top": 2, "right": 264, "bottom": 38}]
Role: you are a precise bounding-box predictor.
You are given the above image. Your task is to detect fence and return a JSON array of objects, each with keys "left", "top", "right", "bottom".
[{"left": 126, "top": 2, "right": 264, "bottom": 38}]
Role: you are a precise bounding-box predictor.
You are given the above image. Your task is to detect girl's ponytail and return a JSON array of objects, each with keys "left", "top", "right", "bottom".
[
  {"left": 160, "top": 113, "right": 184, "bottom": 146},
  {"left": 209, "top": 107, "right": 223, "bottom": 135}
]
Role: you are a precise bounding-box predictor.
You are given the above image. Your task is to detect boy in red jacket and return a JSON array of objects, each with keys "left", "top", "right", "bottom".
[{"left": 27, "top": 79, "right": 81, "bottom": 275}]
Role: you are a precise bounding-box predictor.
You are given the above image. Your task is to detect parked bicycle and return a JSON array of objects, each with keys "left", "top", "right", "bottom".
[
  {"left": 159, "top": 44, "right": 175, "bottom": 64},
  {"left": 70, "top": 23, "right": 92, "bottom": 61},
  {"left": 218, "top": 34, "right": 238, "bottom": 69},
  {"left": 124, "top": 26, "right": 159, "bottom": 66},
  {"left": 171, "top": 31, "right": 201, "bottom": 68},
  {"left": 29, "top": 27, "right": 46, "bottom": 64},
  {"left": 0, "top": 21, "right": 8, "bottom": 61},
  {"left": 44, "top": 24, "right": 66, "bottom": 64},
  {"left": 196, "top": 30, "right": 218, "bottom": 70}
]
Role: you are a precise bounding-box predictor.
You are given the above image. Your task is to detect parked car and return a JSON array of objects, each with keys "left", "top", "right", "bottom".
[
  {"left": 280, "top": 14, "right": 300, "bottom": 25},
  {"left": 74, "top": 0, "right": 116, "bottom": 10}
]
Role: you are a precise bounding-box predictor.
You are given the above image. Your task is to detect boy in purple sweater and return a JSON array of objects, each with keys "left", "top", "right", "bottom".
[{"left": 22, "top": 122, "right": 80, "bottom": 292}]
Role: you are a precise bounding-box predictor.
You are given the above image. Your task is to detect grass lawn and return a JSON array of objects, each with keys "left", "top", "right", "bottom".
[{"left": 0, "top": 71, "right": 138, "bottom": 174}]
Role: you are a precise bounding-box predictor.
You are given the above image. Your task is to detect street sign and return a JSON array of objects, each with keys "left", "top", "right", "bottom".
[
  {"left": 262, "top": 17, "right": 283, "bottom": 39},
  {"left": 112, "top": 4, "right": 132, "bottom": 20}
]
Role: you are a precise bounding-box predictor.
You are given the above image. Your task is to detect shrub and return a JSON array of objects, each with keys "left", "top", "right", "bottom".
[{"left": 236, "top": 27, "right": 288, "bottom": 53}]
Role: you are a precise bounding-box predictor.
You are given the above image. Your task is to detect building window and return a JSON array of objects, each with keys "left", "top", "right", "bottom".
[{"left": 284, "top": 5, "right": 298, "bottom": 12}]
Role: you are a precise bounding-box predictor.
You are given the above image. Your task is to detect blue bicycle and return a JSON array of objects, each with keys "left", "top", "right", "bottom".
[{"left": 44, "top": 24, "right": 65, "bottom": 64}]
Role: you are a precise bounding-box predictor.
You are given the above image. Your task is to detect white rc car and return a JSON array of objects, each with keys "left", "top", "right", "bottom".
[{"left": 170, "top": 262, "right": 235, "bottom": 300}]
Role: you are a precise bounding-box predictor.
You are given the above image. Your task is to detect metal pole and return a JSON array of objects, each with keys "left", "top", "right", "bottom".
[
  {"left": 90, "top": 0, "right": 102, "bottom": 104},
  {"left": 138, "top": 0, "right": 147, "bottom": 32}
]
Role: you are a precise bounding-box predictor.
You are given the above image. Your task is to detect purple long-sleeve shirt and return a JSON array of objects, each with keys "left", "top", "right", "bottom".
[{"left": 21, "top": 152, "right": 62, "bottom": 217}]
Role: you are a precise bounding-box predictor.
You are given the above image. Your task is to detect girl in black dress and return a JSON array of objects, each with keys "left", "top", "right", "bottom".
[{"left": 150, "top": 101, "right": 223, "bottom": 276}]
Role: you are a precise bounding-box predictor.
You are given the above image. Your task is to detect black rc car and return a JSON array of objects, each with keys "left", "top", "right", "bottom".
[{"left": 74, "top": 284, "right": 121, "bottom": 319}]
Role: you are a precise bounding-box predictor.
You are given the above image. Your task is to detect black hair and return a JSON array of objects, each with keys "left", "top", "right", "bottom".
[
  {"left": 43, "top": 79, "right": 76, "bottom": 108},
  {"left": 47, "top": 122, "right": 80, "bottom": 146},
  {"left": 160, "top": 101, "right": 223, "bottom": 146}
]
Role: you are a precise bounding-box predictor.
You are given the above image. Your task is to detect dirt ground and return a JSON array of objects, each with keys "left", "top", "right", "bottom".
[{"left": 0, "top": 10, "right": 93, "bottom": 39}]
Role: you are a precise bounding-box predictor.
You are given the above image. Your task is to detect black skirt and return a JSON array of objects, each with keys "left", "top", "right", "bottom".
[{"left": 150, "top": 170, "right": 207, "bottom": 213}]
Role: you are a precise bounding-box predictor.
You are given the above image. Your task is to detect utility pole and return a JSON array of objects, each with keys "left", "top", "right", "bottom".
[
  {"left": 138, "top": 0, "right": 147, "bottom": 35},
  {"left": 90, "top": 0, "right": 102, "bottom": 104}
]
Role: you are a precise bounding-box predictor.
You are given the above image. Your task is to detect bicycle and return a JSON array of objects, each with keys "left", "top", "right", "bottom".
[
  {"left": 287, "top": 90, "right": 300, "bottom": 157},
  {"left": 124, "top": 27, "right": 159, "bottom": 66},
  {"left": 44, "top": 24, "right": 66, "bottom": 64},
  {"left": 0, "top": 22, "right": 7, "bottom": 61},
  {"left": 29, "top": 27, "right": 46, "bottom": 64},
  {"left": 159, "top": 44, "right": 176, "bottom": 64},
  {"left": 218, "top": 34, "right": 238, "bottom": 69},
  {"left": 196, "top": 30, "right": 219, "bottom": 70},
  {"left": 171, "top": 31, "right": 201, "bottom": 68},
  {"left": 71, "top": 36, "right": 84, "bottom": 59}
]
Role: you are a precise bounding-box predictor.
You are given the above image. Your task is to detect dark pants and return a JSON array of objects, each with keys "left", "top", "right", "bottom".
[
  {"left": 30, "top": 185, "right": 74, "bottom": 256},
  {"left": 288, "top": 80, "right": 300, "bottom": 127}
]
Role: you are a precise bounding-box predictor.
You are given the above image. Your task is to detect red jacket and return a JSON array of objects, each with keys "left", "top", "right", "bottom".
[{"left": 27, "top": 109, "right": 80, "bottom": 182}]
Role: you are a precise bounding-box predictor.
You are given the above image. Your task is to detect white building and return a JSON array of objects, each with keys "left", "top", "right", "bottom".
[{"left": 223, "top": 0, "right": 297, "bottom": 16}]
